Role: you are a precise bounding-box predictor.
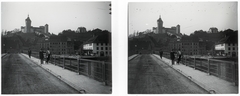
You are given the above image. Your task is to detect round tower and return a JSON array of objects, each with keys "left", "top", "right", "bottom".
[
  {"left": 176, "top": 24, "right": 180, "bottom": 34},
  {"left": 157, "top": 15, "right": 163, "bottom": 34},
  {"left": 25, "top": 14, "right": 31, "bottom": 33},
  {"left": 45, "top": 24, "right": 48, "bottom": 33}
]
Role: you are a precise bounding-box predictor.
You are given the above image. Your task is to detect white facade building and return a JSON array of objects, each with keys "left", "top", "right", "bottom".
[
  {"left": 83, "top": 34, "right": 111, "bottom": 57},
  {"left": 215, "top": 35, "right": 238, "bottom": 57}
]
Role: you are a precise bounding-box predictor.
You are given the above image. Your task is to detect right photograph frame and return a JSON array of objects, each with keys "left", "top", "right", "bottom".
[{"left": 128, "top": 2, "right": 238, "bottom": 94}]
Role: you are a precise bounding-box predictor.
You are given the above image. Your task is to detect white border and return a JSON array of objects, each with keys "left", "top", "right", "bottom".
[{"left": 0, "top": 0, "right": 239, "bottom": 96}]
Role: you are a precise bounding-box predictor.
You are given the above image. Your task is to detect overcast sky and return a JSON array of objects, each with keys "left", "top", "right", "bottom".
[
  {"left": 129, "top": 2, "right": 238, "bottom": 35},
  {"left": 1, "top": 2, "right": 111, "bottom": 34}
]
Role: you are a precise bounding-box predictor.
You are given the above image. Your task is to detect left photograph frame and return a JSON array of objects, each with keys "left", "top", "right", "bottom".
[{"left": 1, "top": 2, "right": 112, "bottom": 94}]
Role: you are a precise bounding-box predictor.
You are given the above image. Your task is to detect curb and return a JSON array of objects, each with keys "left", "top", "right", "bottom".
[
  {"left": 20, "top": 53, "right": 86, "bottom": 94},
  {"left": 152, "top": 54, "right": 214, "bottom": 94},
  {"left": 128, "top": 54, "right": 139, "bottom": 61},
  {"left": 1, "top": 53, "right": 8, "bottom": 58}
]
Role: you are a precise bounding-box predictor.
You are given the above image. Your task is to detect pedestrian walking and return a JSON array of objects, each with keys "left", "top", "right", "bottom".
[
  {"left": 177, "top": 49, "right": 182, "bottom": 64},
  {"left": 159, "top": 50, "right": 163, "bottom": 59},
  {"left": 28, "top": 48, "right": 32, "bottom": 58},
  {"left": 170, "top": 49, "right": 175, "bottom": 65},
  {"left": 46, "top": 48, "right": 51, "bottom": 64},
  {"left": 39, "top": 48, "right": 44, "bottom": 64}
]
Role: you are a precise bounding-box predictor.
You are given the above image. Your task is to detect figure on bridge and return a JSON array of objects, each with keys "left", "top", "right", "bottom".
[
  {"left": 46, "top": 48, "right": 51, "bottom": 64},
  {"left": 39, "top": 48, "right": 44, "bottom": 64},
  {"left": 170, "top": 49, "right": 175, "bottom": 65},
  {"left": 177, "top": 49, "right": 182, "bottom": 64},
  {"left": 28, "top": 48, "right": 32, "bottom": 58},
  {"left": 159, "top": 50, "right": 163, "bottom": 59}
]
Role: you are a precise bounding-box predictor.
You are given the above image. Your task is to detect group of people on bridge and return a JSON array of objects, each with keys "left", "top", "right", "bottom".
[
  {"left": 28, "top": 48, "right": 51, "bottom": 64},
  {"left": 159, "top": 49, "right": 182, "bottom": 65}
]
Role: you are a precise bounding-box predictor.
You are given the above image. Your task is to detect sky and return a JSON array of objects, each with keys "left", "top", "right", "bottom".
[
  {"left": 1, "top": 2, "right": 111, "bottom": 34},
  {"left": 129, "top": 2, "right": 238, "bottom": 35}
]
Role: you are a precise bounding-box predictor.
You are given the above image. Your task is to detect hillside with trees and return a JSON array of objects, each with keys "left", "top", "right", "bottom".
[
  {"left": 128, "top": 29, "right": 238, "bottom": 55},
  {"left": 2, "top": 28, "right": 111, "bottom": 53}
]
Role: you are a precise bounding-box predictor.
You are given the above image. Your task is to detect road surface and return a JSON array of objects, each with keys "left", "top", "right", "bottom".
[
  {"left": 1, "top": 53, "right": 80, "bottom": 94},
  {"left": 128, "top": 54, "right": 209, "bottom": 94}
]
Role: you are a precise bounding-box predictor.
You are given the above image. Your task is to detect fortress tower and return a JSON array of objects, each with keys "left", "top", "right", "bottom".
[
  {"left": 157, "top": 15, "right": 163, "bottom": 34},
  {"left": 25, "top": 14, "right": 31, "bottom": 33},
  {"left": 44, "top": 24, "right": 48, "bottom": 33},
  {"left": 176, "top": 24, "right": 180, "bottom": 34}
]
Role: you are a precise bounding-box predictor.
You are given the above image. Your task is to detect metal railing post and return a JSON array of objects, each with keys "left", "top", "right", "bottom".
[
  {"left": 58, "top": 56, "right": 60, "bottom": 65},
  {"left": 208, "top": 58, "right": 210, "bottom": 75},
  {"left": 88, "top": 61, "right": 92, "bottom": 77},
  {"left": 63, "top": 55, "right": 65, "bottom": 69},
  {"left": 70, "top": 58, "right": 71, "bottom": 66},
  {"left": 54, "top": 55, "right": 56, "bottom": 65},
  {"left": 194, "top": 56, "right": 196, "bottom": 69},
  {"left": 184, "top": 57, "right": 186, "bottom": 66},
  {"left": 102, "top": 61, "right": 106, "bottom": 85},
  {"left": 78, "top": 57, "right": 80, "bottom": 75},
  {"left": 232, "top": 62, "right": 236, "bottom": 85},
  {"left": 218, "top": 63, "right": 221, "bottom": 77}
]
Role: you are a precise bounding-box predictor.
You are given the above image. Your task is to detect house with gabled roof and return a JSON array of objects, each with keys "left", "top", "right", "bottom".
[
  {"left": 215, "top": 34, "right": 238, "bottom": 57},
  {"left": 82, "top": 34, "right": 111, "bottom": 56}
]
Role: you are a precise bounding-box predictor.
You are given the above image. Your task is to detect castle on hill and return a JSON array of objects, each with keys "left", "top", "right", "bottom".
[
  {"left": 153, "top": 15, "right": 180, "bottom": 35},
  {"left": 21, "top": 15, "right": 49, "bottom": 34}
]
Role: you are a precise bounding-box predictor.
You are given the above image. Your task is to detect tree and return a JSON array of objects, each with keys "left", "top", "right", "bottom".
[{"left": 39, "top": 34, "right": 45, "bottom": 38}]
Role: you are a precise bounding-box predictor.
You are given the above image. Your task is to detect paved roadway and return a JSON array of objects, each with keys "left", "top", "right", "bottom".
[
  {"left": 128, "top": 54, "right": 209, "bottom": 94},
  {"left": 1, "top": 53, "right": 80, "bottom": 94}
]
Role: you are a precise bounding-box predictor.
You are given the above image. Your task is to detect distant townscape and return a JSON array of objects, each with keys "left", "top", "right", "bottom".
[
  {"left": 128, "top": 15, "right": 238, "bottom": 58},
  {"left": 2, "top": 15, "right": 112, "bottom": 58}
]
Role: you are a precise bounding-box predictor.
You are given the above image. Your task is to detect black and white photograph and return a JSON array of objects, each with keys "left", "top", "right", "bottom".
[
  {"left": 128, "top": 2, "right": 238, "bottom": 94},
  {"left": 1, "top": 2, "right": 112, "bottom": 94}
]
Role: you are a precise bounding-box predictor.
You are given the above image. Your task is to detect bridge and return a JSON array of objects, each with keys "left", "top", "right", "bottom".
[
  {"left": 128, "top": 53, "right": 238, "bottom": 94},
  {"left": 1, "top": 53, "right": 111, "bottom": 94}
]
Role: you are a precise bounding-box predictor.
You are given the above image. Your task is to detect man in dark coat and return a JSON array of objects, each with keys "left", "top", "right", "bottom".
[
  {"left": 28, "top": 48, "right": 32, "bottom": 58},
  {"left": 39, "top": 48, "right": 44, "bottom": 64},
  {"left": 159, "top": 50, "right": 163, "bottom": 59},
  {"left": 170, "top": 49, "right": 175, "bottom": 65}
]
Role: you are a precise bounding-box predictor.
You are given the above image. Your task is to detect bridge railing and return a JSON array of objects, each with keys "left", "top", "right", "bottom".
[
  {"left": 154, "top": 51, "right": 238, "bottom": 86},
  {"left": 182, "top": 56, "right": 238, "bottom": 86},
  {"left": 22, "top": 51, "right": 112, "bottom": 86}
]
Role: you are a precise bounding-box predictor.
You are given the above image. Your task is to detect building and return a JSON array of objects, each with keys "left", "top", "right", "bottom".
[
  {"left": 168, "top": 37, "right": 207, "bottom": 55},
  {"left": 156, "top": 15, "right": 180, "bottom": 34},
  {"left": 76, "top": 27, "right": 87, "bottom": 33},
  {"left": 38, "top": 37, "right": 74, "bottom": 55},
  {"left": 208, "top": 27, "right": 218, "bottom": 33},
  {"left": 21, "top": 15, "right": 49, "bottom": 34},
  {"left": 157, "top": 15, "right": 163, "bottom": 34},
  {"left": 215, "top": 35, "right": 238, "bottom": 57},
  {"left": 152, "top": 27, "right": 157, "bottom": 34},
  {"left": 82, "top": 34, "right": 111, "bottom": 56}
]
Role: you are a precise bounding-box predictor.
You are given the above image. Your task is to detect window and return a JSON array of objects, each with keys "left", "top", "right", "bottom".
[
  {"left": 101, "top": 47, "right": 103, "bottom": 50},
  {"left": 233, "top": 47, "right": 235, "bottom": 50},
  {"left": 233, "top": 44, "right": 235, "bottom": 46},
  {"left": 228, "top": 43, "right": 231, "bottom": 46},
  {"left": 97, "top": 47, "right": 99, "bottom": 50},
  {"left": 229, "top": 47, "right": 231, "bottom": 50},
  {"left": 106, "top": 51, "right": 108, "bottom": 54},
  {"left": 101, "top": 43, "right": 103, "bottom": 46},
  {"left": 97, "top": 43, "right": 99, "bottom": 46},
  {"left": 106, "top": 47, "right": 108, "bottom": 50}
]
